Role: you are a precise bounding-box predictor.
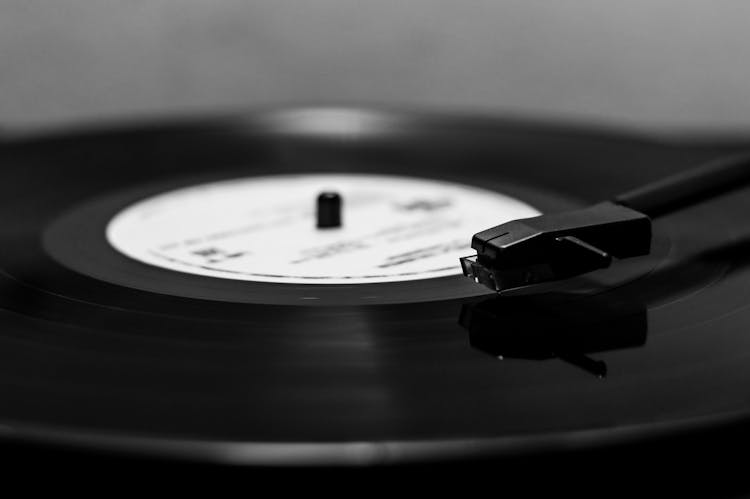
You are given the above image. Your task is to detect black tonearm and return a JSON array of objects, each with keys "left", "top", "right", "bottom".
[{"left": 461, "top": 154, "right": 750, "bottom": 292}]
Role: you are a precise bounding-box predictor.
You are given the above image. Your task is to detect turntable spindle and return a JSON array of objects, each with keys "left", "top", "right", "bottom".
[{"left": 317, "top": 191, "right": 342, "bottom": 228}]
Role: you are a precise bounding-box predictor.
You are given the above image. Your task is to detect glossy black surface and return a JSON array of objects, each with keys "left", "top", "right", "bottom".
[{"left": 0, "top": 108, "right": 750, "bottom": 467}]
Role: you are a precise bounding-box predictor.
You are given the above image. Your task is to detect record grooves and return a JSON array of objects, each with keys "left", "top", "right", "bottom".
[{"left": 1, "top": 108, "right": 750, "bottom": 469}]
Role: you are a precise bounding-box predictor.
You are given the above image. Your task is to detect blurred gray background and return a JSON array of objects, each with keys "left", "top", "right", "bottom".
[{"left": 2, "top": 1, "right": 750, "bottom": 131}]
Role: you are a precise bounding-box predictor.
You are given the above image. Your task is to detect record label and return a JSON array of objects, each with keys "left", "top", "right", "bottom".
[{"left": 106, "top": 174, "right": 539, "bottom": 284}]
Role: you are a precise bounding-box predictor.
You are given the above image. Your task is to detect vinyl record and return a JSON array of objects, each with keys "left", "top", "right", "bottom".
[{"left": 1, "top": 108, "right": 750, "bottom": 470}]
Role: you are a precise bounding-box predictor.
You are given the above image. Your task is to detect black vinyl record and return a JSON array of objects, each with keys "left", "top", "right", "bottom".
[{"left": 1, "top": 108, "right": 750, "bottom": 480}]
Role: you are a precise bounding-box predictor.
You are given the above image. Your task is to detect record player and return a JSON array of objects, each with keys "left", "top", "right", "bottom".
[{"left": 2, "top": 107, "right": 750, "bottom": 490}]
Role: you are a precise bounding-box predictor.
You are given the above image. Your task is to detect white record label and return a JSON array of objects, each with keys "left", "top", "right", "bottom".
[{"left": 106, "top": 174, "right": 540, "bottom": 284}]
